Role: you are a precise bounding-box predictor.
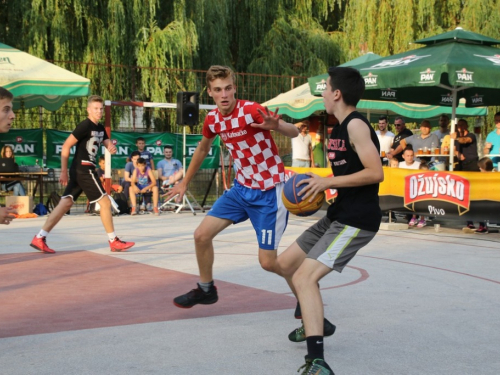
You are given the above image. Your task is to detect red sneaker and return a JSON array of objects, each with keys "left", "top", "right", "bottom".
[
  {"left": 30, "top": 236, "right": 56, "bottom": 254},
  {"left": 109, "top": 237, "right": 135, "bottom": 252}
]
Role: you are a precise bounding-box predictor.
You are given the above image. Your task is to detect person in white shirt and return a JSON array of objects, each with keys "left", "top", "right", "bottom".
[
  {"left": 399, "top": 147, "right": 420, "bottom": 170},
  {"left": 376, "top": 115, "right": 394, "bottom": 165},
  {"left": 432, "top": 114, "right": 450, "bottom": 146},
  {"left": 292, "top": 120, "right": 313, "bottom": 167}
]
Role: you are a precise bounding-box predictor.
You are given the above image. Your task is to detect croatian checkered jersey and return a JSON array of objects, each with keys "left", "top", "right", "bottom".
[{"left": 203, "top": 100, "right": 285, "bottom": 190}]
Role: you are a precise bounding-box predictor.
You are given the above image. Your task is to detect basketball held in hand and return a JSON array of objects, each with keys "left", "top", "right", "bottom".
[{"left": 282, "top": 174, "right": 325, "bottom": 217}]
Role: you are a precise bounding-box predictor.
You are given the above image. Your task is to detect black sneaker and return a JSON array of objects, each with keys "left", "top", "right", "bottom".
[
  {"left": 298, "top": 357, "right": 335, "bottom": 374},
  {"left": 475, "top": 226, "right": 489, "bottom": 234},
  {"left": 289, "top": 318, "right": 336, "bottom": 342},
  {"left": 173, "top": 283, "right": 218, "bottom": 308},
  {"left": 294, "top": 301, "right": 302, "bottom": 319}
]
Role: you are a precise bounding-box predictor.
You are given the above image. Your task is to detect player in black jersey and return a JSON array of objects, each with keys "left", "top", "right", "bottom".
[
  {"left": 277, "top": 67, "right": 384, "bottom": 374},
  {"left": 30, "top": 95, "right": 134, "bottom": 253}
]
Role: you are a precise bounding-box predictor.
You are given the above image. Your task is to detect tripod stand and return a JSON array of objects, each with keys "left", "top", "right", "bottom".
[{"left": 160, "top": 189, "right": 203, "bottom": 215}]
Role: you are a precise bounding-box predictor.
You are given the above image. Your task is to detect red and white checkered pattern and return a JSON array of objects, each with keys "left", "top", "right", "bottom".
[{"left": 203, "top": 100, "right": 285, "bottom": 190}]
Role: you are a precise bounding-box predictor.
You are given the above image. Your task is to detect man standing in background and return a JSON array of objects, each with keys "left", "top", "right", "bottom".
[
  {"left": 292, "top": 121, "right": 313, "bottom": 167},
  {"left": 0, "top": 87, "right": 17, "bottom": 225},
  {"left": 376, "top": 115, "right": 394, "bottom": 165}
]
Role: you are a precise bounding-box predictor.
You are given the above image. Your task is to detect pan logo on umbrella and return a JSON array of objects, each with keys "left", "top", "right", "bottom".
[
  {"left": 363, "top": 73, "right": 378, "bottom": 87},
  {"left": 315, "top": 79, "right": 327, "bottom": 92},
  {"left": 419, "top": 68, "right": 436, "bottom": 84},
  {"left": 381, "top": 89, "right": 397, "bottom": 100},
  {"left": 456, "top": 68, "right": 474, "bottom": 84},
  {"left": 440, "top": 93, "right": 453, "bottom": 105},
  {"left": 16, "top": 136, "right": 23, "bottom": 143}
]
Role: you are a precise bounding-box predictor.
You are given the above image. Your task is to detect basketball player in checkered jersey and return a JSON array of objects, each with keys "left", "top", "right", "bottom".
[
  {"left": 0, "top": 87, "right": 17, "bottom": 225},
  {"left": 29, "top": 95, "right": 135, "bottom": 254},
  {"left": 167, "top": 65, "right": 300, "bottom": 306},
  {"left": 277, "top": 67, "right": 383, "bottom": 374}
]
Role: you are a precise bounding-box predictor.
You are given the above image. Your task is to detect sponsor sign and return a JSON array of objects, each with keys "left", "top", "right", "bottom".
[
  {"left": 404, "top": 172, "right": 471, "bottom": 215},
  {"left": 439, "top": 94, "right": 453, "bottom": 106},
  {"left": 469, "top": 94, "right": 484, "bottom": 106},
  {"left": 0, "top": 129, "right": 44, "bottom": 166},
  {"left": 380, "top": 89, "right": 397, "bottom": 100},
  {"left": 315, "top": 79, "right": 327, "bottom": 93},
  {"left": 455, "top": 68, "right": 474, "bottom": 84},
  {"left": 363, "top": 73, "right": 378, "bottom": 87},
  {"left": 419, "top": 68, "right": 436, "bottom": 84}
]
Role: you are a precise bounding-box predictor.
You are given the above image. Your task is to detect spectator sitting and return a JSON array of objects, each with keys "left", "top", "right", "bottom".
[
  {"left": 130, "top": 157, "right": 159, "bottom": 216},
  {"left": 156, "top": 145, "right": 183, "bottom": 189},
  {"left": 122, "top": 150, "right": 141, "bottom": 198},
  {"left": 398, "top": 146, "right": 420, "bottom": 170},
  {"left": 0, "top": 145, "right": 26, "bottom": 196},
  {"left": 466, "top": 157, "right": 494, "bottom": 234},
  {"left": 131, "top": 137, "right": 155, "bottom": 169},
  {"left": 96, "top": 156, "right": 123, "bottom": 193}
]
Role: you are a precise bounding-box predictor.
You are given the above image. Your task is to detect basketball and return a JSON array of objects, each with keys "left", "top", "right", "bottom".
[{"left": 282, "top": 174, "right": 325, "bottom": 216}]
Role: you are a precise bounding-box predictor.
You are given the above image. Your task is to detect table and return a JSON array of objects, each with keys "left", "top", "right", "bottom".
[{"left": 0, "top": 171, "right": 48, "bottom": 203}]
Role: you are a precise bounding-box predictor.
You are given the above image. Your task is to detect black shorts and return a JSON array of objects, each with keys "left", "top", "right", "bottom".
[{"left": 62, "top": 168, "right": 106, "bottom": 203}]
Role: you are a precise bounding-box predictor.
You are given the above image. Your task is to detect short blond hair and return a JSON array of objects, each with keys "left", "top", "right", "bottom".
[
  {"left": 206, "top": 65, "right": 236, "bottom": 89},
  {"left": 87, "top": 95, "right": 104, "bottom": 106}
]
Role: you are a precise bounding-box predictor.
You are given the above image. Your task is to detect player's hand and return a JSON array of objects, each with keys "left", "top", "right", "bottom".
[
  {"left": 163, "top": 180, "right": 186, "bottom": 202},
  {"left": 386, "top": 152, "right": 393, "bottom": 160},
  {"left": 0, "top": 207, "right": 16, "bottom": 225},
  {"left": 59, "top": 170, "right": 69, "bottom": 186},
  {"left": 296, "top": 172, "right": 328, "bottom": 202},
  {"left": 251, "top": 107, "right": 280, "bottom": 131}
]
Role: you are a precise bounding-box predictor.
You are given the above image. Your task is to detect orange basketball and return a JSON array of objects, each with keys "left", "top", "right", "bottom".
[{"left": 282, "top": 174, "right": 325, "bottom": 216}]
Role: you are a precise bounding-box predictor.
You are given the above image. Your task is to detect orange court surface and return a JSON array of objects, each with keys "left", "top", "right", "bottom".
[{"left": 1, "top": 209, "right": 499, "bottom": 374}]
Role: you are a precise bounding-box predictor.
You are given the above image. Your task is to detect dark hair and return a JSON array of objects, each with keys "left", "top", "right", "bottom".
[
  {"left": 137, "top": 157, "right": 146, "bottom": 165},
  {"left": 494, "top": 111, "right": 500, "bottom": 117},
  {"left": 164, "top": 145, "right": 173, "bottom": 151},
  {"left": 457, "top": 118, "right": 468, "bottom": 128},
  {"left": 379, "top": 115, "right": 388, "bottom": 122},
  {"left": 99, "top": 155, "right": 105, "bottom": 162},
  {"left": 327, "top": 67, "right": 365, "bottom": 107},
  {"left": 0, "top": 87, "right": 14, "bottom": 101},
  {"left": 394, "top": 116, "right": 405, "bottom": 124},
  {"left": 130, "top": 151, "right": 141, "bottom": 158},
  {"left": 403, "top": 145, "right": 414, "bottom": 153},
  {"left": 478, "top": 157, "right": 493, "bottom": 172},
  {"left": 136, "top": 137, "right": 145, "bottom": 143}
]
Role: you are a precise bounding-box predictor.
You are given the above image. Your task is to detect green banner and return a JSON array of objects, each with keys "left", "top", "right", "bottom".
[
  {"left": 45, "top": 130, "right": 220, "bottom": 170},
  {"left": 0, "top": 129, "right": 44, "bottom": 166}
]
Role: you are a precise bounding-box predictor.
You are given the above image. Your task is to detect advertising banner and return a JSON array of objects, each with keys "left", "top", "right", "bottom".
[
  {"left": 0, "top": 129, "right": 44, "bottom": 166},
  {"left": 287, "top": 166, "right": 500, "bottom": 222},
  {"left": 45, "top": 130, "right": 220, "bottom": 170}
]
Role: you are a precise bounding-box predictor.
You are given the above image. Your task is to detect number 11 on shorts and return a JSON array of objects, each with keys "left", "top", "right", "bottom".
[{"left": 261, "top": 229, "right": 273, "bottom": 246}]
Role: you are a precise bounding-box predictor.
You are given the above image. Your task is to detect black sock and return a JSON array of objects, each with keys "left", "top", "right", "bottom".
[{"left": 306, "top": 335, "right": 324, "bottom": 360}]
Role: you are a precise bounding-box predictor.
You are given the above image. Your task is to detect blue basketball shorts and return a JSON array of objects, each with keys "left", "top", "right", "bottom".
[{"left": 208, "top": 180, "right": 289, "bottom": 250}]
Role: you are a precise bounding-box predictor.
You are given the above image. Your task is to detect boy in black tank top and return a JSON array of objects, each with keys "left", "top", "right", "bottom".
[
  {"left": 29, "top": 95, "right": 135, "bottom": 254},
  {"left": 277, "top": 67, "right": 384, "bottom": 374}
]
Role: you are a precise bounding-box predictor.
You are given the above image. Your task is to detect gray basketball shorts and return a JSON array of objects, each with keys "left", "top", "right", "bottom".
[{"left": 296, "top": 216, "right": 377, "bottom": 272}]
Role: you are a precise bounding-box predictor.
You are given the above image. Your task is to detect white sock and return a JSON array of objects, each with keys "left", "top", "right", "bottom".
[
  {"left": 107, "top": 232, "right": 117, "bottom": 241},
  {"left": 37, "top": 230, "right": 49, "bottom": 238}
]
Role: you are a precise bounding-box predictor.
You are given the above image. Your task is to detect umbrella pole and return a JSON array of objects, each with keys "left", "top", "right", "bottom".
[{"left": 448, "top": 90, "right": 458, "bottom": 171}]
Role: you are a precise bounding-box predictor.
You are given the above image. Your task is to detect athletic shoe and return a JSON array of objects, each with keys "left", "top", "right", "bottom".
[
  {"left": 131, "top": 207, "right": 137, "bottom": 215},
  {"left": 295, "top": 301, "right": 302, "bottom": 319},
  {"left": 467, "top": 222, "right": 476, "bottom": 230},
  {"left": 30, "top": 236, "right": 56, "bottom": 254},
  {"left": 173, "top": 283, "right": 218, "bottom": 308},
  {"left": 476, "top": 226, "right": 488, "bottom": 234},
  {"left": 146, "top": 203, "right": 152, "bottom": 211},
  {"left": 139, "top": 204, "right": 145, "bottom": 211},
  {"left": 417, "top": 218, "right": 426, "bottom": 228},
  {"left": 153, "top": 207, "right": 159, "bottom": 216},
  {"left": 408, "top": 217, "right": 417, "bottom": 226},
  {"left": 288, "top": 318, "right": 336, "bottom": 343},
  {"left": 109, "top": 237, "right": 135, "bottom": 252},
  {"left": 298, "top": 357, "right": 335, "bottom": 375}
]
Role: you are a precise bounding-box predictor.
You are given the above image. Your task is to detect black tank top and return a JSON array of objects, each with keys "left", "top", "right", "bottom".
[{"left": 326, "top": 111, "right": 381, "bottom": 232}]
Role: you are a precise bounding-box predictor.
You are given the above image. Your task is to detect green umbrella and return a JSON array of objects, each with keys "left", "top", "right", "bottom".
[
  {"left": 308, "top": 52, "right": 382, "bottom": 96},
  {"left": 336, "top": 28, "right": 500, "bottom": 169},
  {"left": 0, "top": 43, "right": 90, "bottom": 110}
]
